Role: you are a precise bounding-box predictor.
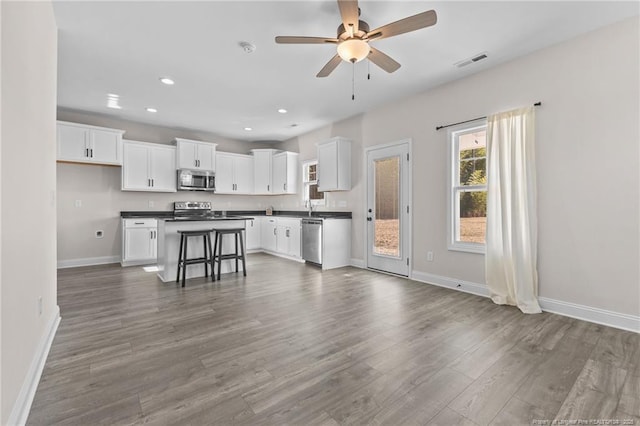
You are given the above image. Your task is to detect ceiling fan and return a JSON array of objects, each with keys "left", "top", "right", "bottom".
[{"left": 275, "top": 0, "right": 437, "bottom": 78}]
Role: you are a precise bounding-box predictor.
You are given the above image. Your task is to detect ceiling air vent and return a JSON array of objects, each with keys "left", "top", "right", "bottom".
[{"left": 455, "top": 52, "right": 488, "bottom": 68}]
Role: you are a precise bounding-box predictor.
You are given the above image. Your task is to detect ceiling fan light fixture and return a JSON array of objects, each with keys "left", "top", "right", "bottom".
[{"left": 337, "top": 38, "right": 369, "bottom": 63}]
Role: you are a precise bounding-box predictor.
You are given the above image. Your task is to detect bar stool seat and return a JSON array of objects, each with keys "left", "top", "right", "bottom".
[
  {"left": 211, "top": 227, "right": 247, "bottom": 280},
  {"left": 176, "top": 229, "right": 215, "bottom": 287}
]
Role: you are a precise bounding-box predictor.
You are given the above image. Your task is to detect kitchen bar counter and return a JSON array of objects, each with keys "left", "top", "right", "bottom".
[
  {"left": 121, "top": 210, "right": 352, "bottom": 219},
  {"left": 156, "top": 217, "right": 249, "bottom": 283}
]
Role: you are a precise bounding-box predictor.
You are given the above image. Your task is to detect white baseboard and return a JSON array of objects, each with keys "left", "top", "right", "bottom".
[
  {"left": 411, "top": 270, "right": 639, "bottom": 333},
  {"left": 411, "top": 270, "right": 490, "bottom": 298},
  {"left": 7, "top": 306, "right": 61, "bottom": 426},
  {"left": 57, "top": 255, "right": 120, "bottom": 269},
  {"left": 350, "top": 258, "right": 366, "bottom": 269},
  {"left": 538, "top": 297, "right": 639, "bottom": 333}
]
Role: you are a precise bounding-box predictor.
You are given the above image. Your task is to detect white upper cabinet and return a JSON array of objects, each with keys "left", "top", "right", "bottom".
[
  {"left": 57, "top": 121, "right": 124, "bottom": 165},
  {"left": 122, "top": 140, "right": 176, "bottom": 192},
  {"left": 317, "top": 137, "right": 351, "bottom": 191},
  {"left": 251, "top": 149, "right": 276, "bottom": 194},
  {"left": 174, "top": 138, "right": 217, "bottom": 171},
  {"left": 215, "top": 152, "right": 254, "bottom": 194},
  {"left": 272, "top": 151, "right": 299, "bottom": 194}
]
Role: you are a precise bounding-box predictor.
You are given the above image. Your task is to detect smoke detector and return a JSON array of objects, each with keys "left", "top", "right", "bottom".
[{"left": 239, "top": 41, "right": 256, "bottom": 54}]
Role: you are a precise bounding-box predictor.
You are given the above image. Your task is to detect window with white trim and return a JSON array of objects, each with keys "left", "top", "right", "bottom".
[
  {"left": 448, "top": 122, "right": 487, "bottom": 253},
  {"left": 303, "top": 160, "right": 325, "bottom": 205}
]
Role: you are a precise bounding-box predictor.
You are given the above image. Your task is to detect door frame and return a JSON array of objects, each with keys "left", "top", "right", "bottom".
[{"left": 363, "top": 139, "right": 413, "bottom": 278}]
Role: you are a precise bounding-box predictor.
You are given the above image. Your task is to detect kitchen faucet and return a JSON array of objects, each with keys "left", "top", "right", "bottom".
[{"left": 305, "top": 200, "right": 314, "bottom": 217}]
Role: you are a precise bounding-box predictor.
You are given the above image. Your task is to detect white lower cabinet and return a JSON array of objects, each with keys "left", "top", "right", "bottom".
[
  {"left": 276, "top": 218, "right": 301, "bottom": 258},
  {"left": 261, "top": 217, "right": 278, "bottom": 252},
  {"left": 122, "top": 219, "right": 158, "bottom": 266},
  {"left": 245, "top": 218, "right": 261, "bottom": 251}
]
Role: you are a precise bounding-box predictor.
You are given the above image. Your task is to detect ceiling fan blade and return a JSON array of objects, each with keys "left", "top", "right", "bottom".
[
  {"left": 337, "top": 0, "right": 359, "bottom": 35},
  {"left": 316, "top": 54, "right": 342, "bottom": 78},
  {"left": 366, "top": 10, "right": 437, "bottom": 41},
  {"left": 275, "top": 36, "right": 338, "bottom": 44},
  {"left": 368, "top": 47, "right": 401, "bottom": 73}
]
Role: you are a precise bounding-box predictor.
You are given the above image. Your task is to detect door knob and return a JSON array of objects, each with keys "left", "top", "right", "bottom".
[
  {"left": 368, "top": 209, "right": 372, "bottom": 213},
  {"left": 367, "top": 217, "right": 372, "bottom": 222}
]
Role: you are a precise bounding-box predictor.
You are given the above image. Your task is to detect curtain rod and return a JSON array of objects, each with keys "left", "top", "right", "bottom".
[{"left": 435, "top": 102, "right": 542, "bottom": 131}]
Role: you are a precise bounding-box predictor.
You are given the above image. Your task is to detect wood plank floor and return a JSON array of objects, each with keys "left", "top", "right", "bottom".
[{"left": 27, "top": 254, "right": 640, "bottom": 425}]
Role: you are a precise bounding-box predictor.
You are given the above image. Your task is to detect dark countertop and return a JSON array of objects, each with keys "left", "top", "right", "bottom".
[
  {"left": 121, "top": 210, "right": 352, "bottom": 220},
  {"left": 163, "top": 216, "right": 254, "bottom": 222}
]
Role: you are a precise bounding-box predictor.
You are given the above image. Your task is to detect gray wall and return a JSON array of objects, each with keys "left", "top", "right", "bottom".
[
  {"left": 1, "top": 1, "right": 58, "bottom": 423},
  {"left": 276, "top": 17, "right": 640, "bottom": 318}
]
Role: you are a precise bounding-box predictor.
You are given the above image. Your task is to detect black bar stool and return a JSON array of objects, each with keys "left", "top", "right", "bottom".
[
  {"left": 176, "top": 229, "right": 214, "bottom": 287},
  {"left": 211, "top": 228, "right": 246, "bottom": 280}
]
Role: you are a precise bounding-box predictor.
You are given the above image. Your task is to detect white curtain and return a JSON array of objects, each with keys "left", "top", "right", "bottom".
[{"left": 486, "top": 106, "right": 542, "bottom": 314}]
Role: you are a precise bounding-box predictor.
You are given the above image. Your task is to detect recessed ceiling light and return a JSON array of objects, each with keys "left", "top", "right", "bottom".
[
  {"left": 146, "top": 107, "right": 157, "bottom": 113},
  {"left": 278, "top": 108, "right": 287, "bottom": 114},
  {"left": 159, "top": 77, "right": 175, "bottom": 85},
  {"left": 244, "top": 127, "right": 253, "bottom": 131}
]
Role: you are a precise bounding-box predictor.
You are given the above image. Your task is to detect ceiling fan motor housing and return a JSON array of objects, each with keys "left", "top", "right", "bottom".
[{"left": 337, "top": 20, "right": 370, "bottom": 39}]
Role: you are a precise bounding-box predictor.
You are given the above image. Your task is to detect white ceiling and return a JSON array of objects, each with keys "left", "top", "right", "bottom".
[{"left": 53, "top": 1, "right": 638, "bottom": 143}]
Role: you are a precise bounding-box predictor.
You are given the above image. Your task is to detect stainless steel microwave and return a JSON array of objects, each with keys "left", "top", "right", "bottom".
[{"left": 177, "top": 169, "right": 215, "bottom": 191}]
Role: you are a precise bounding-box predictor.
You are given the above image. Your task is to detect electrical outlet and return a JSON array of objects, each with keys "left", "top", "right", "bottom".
[
  {"left": 38, "top": 296, "right": 43, "bottom": 316},
  {"left": 148, "top": 200, "right": 155, "bottom": 208},
  {"left": 75, "top": 199, "right": 82, "bottom": 208},
  {"left": 95, "top": 230, "right": 104, "bottom": 238},
  {"left": 427, "top": 251, "right": 434, "bottom": 261}
]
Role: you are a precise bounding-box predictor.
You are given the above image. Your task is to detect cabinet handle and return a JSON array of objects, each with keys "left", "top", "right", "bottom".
[
  {"left": 151, "top": 179, "right": 154, "bottom": 187},
  {"left": 286, "top": 229, "right": 290, "bottom": 238},
  {"left": 284, "top": 183, "right": 286, "bottom": 191},
  {"left": 267, "top": 184, "right": 270, "bottom": 191},
  {"left": 85, "top": 148, "right": 89, "bottom": 158},
  {"left": 273, "top": 228, "right": 276, "bottom": 236},
  {"left": 135, "top": 222, "right": 144, "bottom": 225},
  {"left": 90, "top": 148, "right": 93, "bottom": 158}
]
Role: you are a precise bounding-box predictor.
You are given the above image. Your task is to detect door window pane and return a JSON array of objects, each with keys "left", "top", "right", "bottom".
[{"left": 374, "top": 157, "right": 400, "bottom": 257}]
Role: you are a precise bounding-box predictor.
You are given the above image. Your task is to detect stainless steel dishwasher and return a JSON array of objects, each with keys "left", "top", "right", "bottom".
[{"left": 302, "top": 218, "right": 323, "bottom": 265}]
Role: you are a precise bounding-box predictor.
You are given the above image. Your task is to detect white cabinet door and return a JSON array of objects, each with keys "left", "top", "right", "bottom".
[
  {"left": 272, "top": 153, "right": 287, "bottom": 194},
  {"left": 57, "top": 124, "right": 88, "bottom": 161},
  {"left": 124, "top": 228, "right": 154, "bottom": 260},
  {"left": 317, "top": 137, "right": 351, "bottom": 191},
  {"left": 234, "top": 155, "right": 254, "bottom": 194},
  {"left": 272, "top": 152, "right": 299, "bottom": 194},
  {"left": 276, "top": 222, "right": 288, "bottom": 254},
  {"left": 276, "top": 218, "right": 301, "bottom": 257},
  {"left": 91, "top": 130, "right": 121, "bottom": 164},
  {"left": 215, "top": 153, "right": 235, "bottom": 193},
  {"left": 261, "top": 217, "right": 278, "bottom": 252},
  {"left": 176, "top": 139, "right": 217, "bottom": 171},
  {"left": 150, "top": 146, "right": 176, "bottom": 192},
  {"left": 177, "top": 140, "right": 198, "bottom": 169},
  {"left": 123, "top": 141, "right": 176, "bottom": 192},
  {"left": 252, "top": 150, "right": 273, "bottom": 194},
  {"left": 245, "top": 218, "right": 261, "bottom": 250},
  {"left": 288, "top": 220, "right": 301, "bottom": 258},
  {"left": 122, "top": 142, "right": 150, "bottom": 190},
  {"left": 197, "top": 143, "right": 216, "bottom": 171},
  {"left": 57, "top": 122, "right": 124, "bottom": 165}
]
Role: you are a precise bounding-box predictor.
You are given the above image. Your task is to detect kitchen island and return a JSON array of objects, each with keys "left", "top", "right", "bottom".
[{"left": 156, "top": 216, "right": 251, "bottom": 283}]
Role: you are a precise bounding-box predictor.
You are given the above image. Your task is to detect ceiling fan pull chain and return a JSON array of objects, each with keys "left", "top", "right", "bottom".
[
  {"left": 352, "top": 62, "right": 355, "bottom": 100},
  {"left": 368, "top": 58, "right": 371, "bottom": 80}
]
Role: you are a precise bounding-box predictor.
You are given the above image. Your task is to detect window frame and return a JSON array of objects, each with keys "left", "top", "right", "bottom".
[
  {"left": 302, "top": 160, "right": 325, "bottom": 206},
  {"left": 447, "top": 121, "right": 487, "bottom": 254}
]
